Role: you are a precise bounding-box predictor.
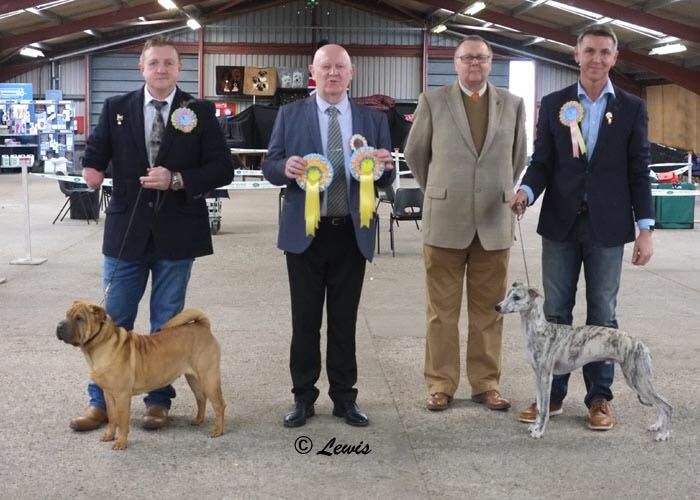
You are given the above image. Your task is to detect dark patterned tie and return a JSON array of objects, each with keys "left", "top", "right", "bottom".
[
  {"left": 325, "top": 106, "right": 348, "bottom": 216},
  {"left": 149, "top": 100, "right": 167, "bottom": 166}
]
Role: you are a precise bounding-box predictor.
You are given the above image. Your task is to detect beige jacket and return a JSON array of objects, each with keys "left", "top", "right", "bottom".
[{"left": 404, "top": 81, "right": 527, "bottom": 251}]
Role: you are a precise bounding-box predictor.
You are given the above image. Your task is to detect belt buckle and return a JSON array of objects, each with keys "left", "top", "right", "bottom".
[{"left": 330, "top": 216, "right": 344, "bottom": 226}]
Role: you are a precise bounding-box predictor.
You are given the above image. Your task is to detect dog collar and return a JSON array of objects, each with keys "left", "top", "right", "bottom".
[{"left": 82, "top": 320, "right": 105, "bottom": 347}]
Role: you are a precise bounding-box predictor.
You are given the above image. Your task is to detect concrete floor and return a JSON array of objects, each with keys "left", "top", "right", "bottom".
[{"left": 1, "top": 172, "right": 699, "bottom": 499}]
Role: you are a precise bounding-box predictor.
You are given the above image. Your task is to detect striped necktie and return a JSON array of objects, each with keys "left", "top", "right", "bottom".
[
  {"left": 149, "top": 100, "right": 167, "bottom": 166},
  {"left": 325, "top": 106, "right": 348, "bottom": 216}
]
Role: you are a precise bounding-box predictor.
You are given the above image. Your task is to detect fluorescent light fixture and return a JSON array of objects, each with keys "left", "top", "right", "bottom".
[
  {"left": 26, "top": 7, "right": 41, "bottom": 14},
  {"left": 158, "top": 0, "right": 178, "bottom": 9},
  {"left": 463, "top": 1, "right": 486, "bottom": 16},
  {"left": 547, "top": 1, "right": 599, "bottom": 20},
  {"left": 649, "top": 43, "right": 687, "bottom": 55},
  {"left": 532, "top": 36, "right": 545, "bottom": 44},
  {"left": 186, "top": 18, "right": 201, "bottom": 30},
  {"left": 20, "top": 47, "right": 45, "bottom": 58},
  {"left": 482, "top": 22, "right": 493, "bottom": 28},
  {"left": 84, "top": 29, "right": 96, "bottom": 36},
  {"left": 139, "top": 16, "right": 147, "bottom": 21},
  {"left": 431, "top": 24, "right": 448, "bottom": 33}
]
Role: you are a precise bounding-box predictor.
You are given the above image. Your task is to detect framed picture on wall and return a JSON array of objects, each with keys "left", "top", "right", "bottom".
[{"left": 215, "top": 66, "right": 244, "bottom": 95}]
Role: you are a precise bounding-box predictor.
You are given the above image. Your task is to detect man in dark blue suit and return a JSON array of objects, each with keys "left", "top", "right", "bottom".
[
  {"left": 511, "top": 25, "right": 654, "bottom": 431},
  {"left": 70, "top": 37, "right": 235, "bottom": 432},
  {"left": 263, "top": 44, "right": 395, "bottom": 427}
]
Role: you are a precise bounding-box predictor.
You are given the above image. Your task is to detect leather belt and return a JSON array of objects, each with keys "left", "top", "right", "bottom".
[{"left": 320, "top": 216, "right": 349, "bottom": 226}]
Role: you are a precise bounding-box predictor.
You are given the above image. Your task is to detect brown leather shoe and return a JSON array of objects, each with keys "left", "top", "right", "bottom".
[
  {"left": 587, "top": 398, "right": 614, "bottom": 430},
  {"left": 518, "top": 400, "right": 564, "bottom": 423},
  {"left": 142, "top": 406, "right": 169, "bottom": 430},
  {"left": 471, "top": 390, "right": 511, "bottom": 411},
  {"left": 69, "top": 406, "right": 108, "bottom": 431},
  {"left": 426, "top": 392, "right": 453, "bottom": 411}
]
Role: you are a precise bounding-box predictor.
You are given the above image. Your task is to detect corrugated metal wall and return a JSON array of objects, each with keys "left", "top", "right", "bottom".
[
  {"left": 58, "top": 57, "right": 85, "bottom": 97},
  {"left": 353, "top": 56, "right": 420, "bottom": 99},
  {"left": 536, "top": 62, "right": 578, "bottom": 101},
  {"left": 426, "top": 59, "right": 509, "bottom": 91},
  {"left": 89, "top": 54, "right": 198, "bottom": 130},
  {"left": 206, "top": 1, "right": 313, "bottom": 43},
  {"left": 5, "top": 65, "right": 50, "bottom": 96}
]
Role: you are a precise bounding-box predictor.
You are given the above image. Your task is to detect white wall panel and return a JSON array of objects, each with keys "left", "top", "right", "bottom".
[
  {"left": 58, "top": 57, "right": 85, "bottom": 97},
  {"left": 6, "top": 65, "right": 50, "bottom": 96},
  {"left": 536, "top": 62, "right": 578, "bottom": 101},
  {"left": 352, "top": 57, "right": 420, "bottom": 100}
]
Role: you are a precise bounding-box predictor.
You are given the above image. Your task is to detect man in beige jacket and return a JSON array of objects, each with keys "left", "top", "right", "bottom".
[{"left": 404, "top": 35, "right": 527, "bottom": 412}]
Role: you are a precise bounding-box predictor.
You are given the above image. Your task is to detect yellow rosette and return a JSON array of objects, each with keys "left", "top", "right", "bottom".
[
  {"left": 297, "top": 154, "right": 333, "bottom": 236},
  {"left": 350, "top": 147, "right": 384, "bottom": 228},
  {"left": 559, "top": 101, "right": 586, "bottom": 158}
]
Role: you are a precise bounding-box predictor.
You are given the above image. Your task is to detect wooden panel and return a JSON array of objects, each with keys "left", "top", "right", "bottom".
[{"left": 647, "top": 84, "right": 699, "bottom": 152}]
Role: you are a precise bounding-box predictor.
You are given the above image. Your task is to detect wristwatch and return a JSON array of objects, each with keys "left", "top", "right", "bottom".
[
  {"left": 641, "top": 225, "right": 655, "bottom": 232},
  {"left": 170, "top": 171, "right": 183, "bottom": 191}
]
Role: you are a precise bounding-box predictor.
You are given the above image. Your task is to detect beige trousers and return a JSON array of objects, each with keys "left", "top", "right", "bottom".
[{"left": 423, "top": 237, "right": 509, "bottom": 397}]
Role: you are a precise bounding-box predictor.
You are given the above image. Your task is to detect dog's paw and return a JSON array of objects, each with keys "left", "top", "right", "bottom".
[
  {"left": 111, "top": 440, "right": 127, "bottom": 450},
  {"left": 654, "top": 430, "right": 670, "bottom": 442},
  {"left": 190, "top": 417, "right": 204, "bottom": 426},
  {"left": 100, "top": 431, "right": 115, "bottom": 442},
  {"left": 648, "top": 422, "right": 661, "bottom": 432},
  {"left": 528, "top": 424, "right": 544, "bottom": 438},
  {"left": 209, "top": 427, "right": 224, "bottom": 438}
]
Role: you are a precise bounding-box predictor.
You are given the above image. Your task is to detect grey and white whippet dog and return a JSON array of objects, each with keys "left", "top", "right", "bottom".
[{"left": 495, "top": 282, "right": 672, "bottom": 441}]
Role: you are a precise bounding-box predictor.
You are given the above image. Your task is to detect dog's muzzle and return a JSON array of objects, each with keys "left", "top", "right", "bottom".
[
  {"left": 56, "top": 320, "right": 76, "bottom": 345},
  {"left": 494, "top": 304, "right": 502, "bottom": 313}
]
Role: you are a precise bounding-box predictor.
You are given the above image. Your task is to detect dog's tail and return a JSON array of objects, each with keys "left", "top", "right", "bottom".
[
  {"left": 627, "top": 342, "right": 655, "bottom": 407},
  {"left": 162, "top": 309, "right": 210, "bottom": 330}
]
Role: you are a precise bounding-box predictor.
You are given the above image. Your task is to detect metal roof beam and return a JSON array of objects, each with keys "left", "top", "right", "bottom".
[
  {"left": 0, "top": 1, "right": 38, "bottom": 16},
  {"left": 555, "top": 0, "right": 699, "bottom": 44},
  {"left": 0, "top": 2, "right": 180, "bottom": 51},
  {"left": 443, "top": 6, "right": 700, "bottom": 94},
  {"left": 641, "top": 0, "right": 684, "bottom": 12}
]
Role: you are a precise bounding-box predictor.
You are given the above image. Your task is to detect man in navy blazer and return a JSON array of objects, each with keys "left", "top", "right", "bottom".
[
  {"left": 511, "top": 25, "right": 654, "bottom": 431},
  {"left": 70, "top": 37, "right": 235, "bottom": 432},
  {"left": 263, "top": 44, "right": 395, "bottom": 428}
]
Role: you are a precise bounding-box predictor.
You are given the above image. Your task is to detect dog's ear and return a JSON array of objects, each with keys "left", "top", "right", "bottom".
[
  {"left": 528, "top": 288, "right": 540, "bottom": 299},
  {"left": 89, "top": 304, "right": 106, "bottom": 321}
]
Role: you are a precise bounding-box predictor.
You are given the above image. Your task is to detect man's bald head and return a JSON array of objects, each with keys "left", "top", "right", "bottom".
[{"left": 309, "top": 44, "right": 354, "bottom": 104}]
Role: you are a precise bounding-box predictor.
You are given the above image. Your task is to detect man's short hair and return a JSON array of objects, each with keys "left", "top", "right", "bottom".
[
  {"left": 140, "top": 36, "right": 179, "bottom": 63},
  {"left": 456, "top": 35, "right": 493, "bottom": 56},
  {"left": 576, "top": 25, "right": 618, "bottom": 49}
]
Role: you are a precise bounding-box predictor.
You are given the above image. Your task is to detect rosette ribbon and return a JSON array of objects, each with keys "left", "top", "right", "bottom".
[
  {"left": 350, "top": 146, "right": 384, "bottom": 229},
  {"left": 297, "top": 154, "right": 333, "bottom": 237},
  {"left": 559, "top": 101, "right": 586, "bottom": 159},
  {"left": 305, "top": 168, "right": 321, "bottom": 236}
]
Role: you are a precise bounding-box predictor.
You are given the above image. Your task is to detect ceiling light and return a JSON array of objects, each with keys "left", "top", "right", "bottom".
[
  {"left": 532, "top": 37, "right": 545, "bottom": 44},
  {"left": 26, "top": 7, "right": 41, "bottom": 15},
  {"left": 139, "top": 16, "right": 147, "bottom": 21},
  {"left": 463, "top": 1, "right": 486, "bottom": 16},
  {"left": 20, "top": 47, "right": 45, "bottom": 58},
  {"left": 649, "top": 43, "right": 687, "bottom": 55},
  {"left": 186, "top": 18, "right": 201, "bottom": 30},
  {"left": 158, "top": 0, "right": 178, "bottom": 9},
  {"left": 84, "top": 29, "right": 96, "bottom": 36},
  {"left": 431, "top": 24, "right": 447, "bottom": 34}
]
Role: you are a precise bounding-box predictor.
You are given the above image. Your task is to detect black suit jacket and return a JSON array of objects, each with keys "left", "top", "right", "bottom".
[
  {"left": 83, "top": 86, "right": 235, "bottom": 260},
  {"left": 522, "top": 83, "right": 653, "bottom": 246}
]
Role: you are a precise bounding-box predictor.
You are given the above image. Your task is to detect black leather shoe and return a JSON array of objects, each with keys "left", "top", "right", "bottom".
[
  {"left": 283, "top": 402, "right": 315, "bottom": 428},
  {"left": 332, "top": 401, "right": 369, "bottom": 427}
]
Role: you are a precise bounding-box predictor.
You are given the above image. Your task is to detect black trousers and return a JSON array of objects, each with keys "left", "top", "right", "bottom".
[{"left": 285, "top": 216, "right": 366, "bottom": 406}]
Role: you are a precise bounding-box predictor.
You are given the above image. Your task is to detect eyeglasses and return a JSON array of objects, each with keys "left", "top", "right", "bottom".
[{"left": 455, "top": 55, "right": 491, "bottom": 64}]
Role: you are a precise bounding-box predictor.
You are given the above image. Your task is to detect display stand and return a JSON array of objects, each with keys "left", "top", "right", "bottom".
[{"left": 10, "top": 162, "right": 46, "bottom": 265}]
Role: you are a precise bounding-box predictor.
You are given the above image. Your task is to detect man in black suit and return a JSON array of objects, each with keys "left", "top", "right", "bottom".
[
  {"left": 263, "top": 44, "right": 395, "bottom": 428},
  {"left": 511, "top": 25, "right": 654, "bottom": 431},
  {"left": 70, "top": 37, "right": 235, "bottom": 432}
]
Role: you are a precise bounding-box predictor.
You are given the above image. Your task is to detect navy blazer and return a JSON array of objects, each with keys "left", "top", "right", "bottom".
[
  {"left": 262, "top": 96, "right": 395, "bottom": 261},
  {"left": 522, "top": 83, "right": 653, "bottom": 246},
  {"left": 83, "top": 86, "right": 235, "bottom": 260}
]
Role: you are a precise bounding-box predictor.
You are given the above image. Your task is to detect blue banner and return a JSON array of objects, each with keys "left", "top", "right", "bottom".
[{"left": 0, "top": 83, "right": 33, "bottom": 100}]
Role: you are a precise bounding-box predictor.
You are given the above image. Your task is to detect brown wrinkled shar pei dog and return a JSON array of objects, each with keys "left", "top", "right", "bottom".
[{"left": 56, "top": 301, "right": 226, "bottom": 450}]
